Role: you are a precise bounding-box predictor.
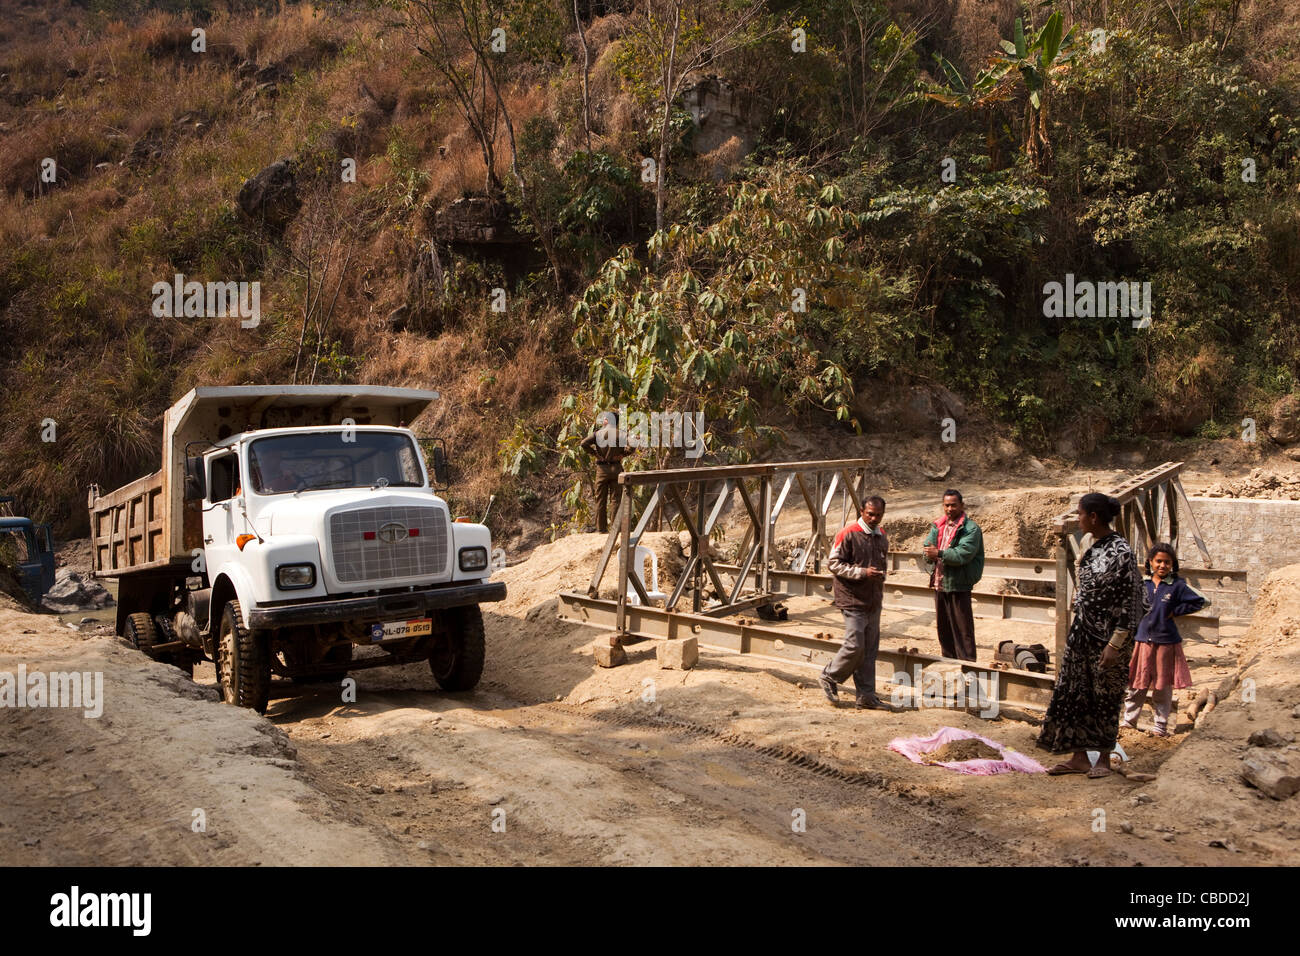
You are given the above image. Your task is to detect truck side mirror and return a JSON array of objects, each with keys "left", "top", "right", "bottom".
[
  {"left": 183, "top": 456, "right": 207, "bottom": 502},
  {"left": 418, "top": 438, "right": 450, "bottom": 489},
  {"left": 430, "top": 445, "right": 449, "bottom": 488}
]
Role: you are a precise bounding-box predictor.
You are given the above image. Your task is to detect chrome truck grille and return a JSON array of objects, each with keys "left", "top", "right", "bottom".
[{"left": 329, "top": 505, "right": 449, "bottom": 585}]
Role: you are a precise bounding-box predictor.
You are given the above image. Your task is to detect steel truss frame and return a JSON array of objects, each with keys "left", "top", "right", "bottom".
[{"left": 1050, "top": 461, "right": 1232, "bottom": 660}]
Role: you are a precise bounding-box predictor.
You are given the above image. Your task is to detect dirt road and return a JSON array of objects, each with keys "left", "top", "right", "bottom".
[{"left": 4, "top": 488, "right": 1298, "bottom": 865}]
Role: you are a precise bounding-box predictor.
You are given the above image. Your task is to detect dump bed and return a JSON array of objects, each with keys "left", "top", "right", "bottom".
[{"left": 88, "top": 385, "right": 438, "bottom": 577}]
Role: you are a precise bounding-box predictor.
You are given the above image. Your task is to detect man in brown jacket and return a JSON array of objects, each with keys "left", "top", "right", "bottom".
[
  {"left": 819, "top": 496, "right": 890, "bottom": 709},
  {"left": 579, "top": 411, "right": 631, "bottom": 533}
]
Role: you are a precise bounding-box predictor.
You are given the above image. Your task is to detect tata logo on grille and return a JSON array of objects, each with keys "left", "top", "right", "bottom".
[{"left": 377, "top": 522, "right": 409, "bottom": 544}]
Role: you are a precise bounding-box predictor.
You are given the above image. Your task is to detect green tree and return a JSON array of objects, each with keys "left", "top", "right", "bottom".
[{"left": 929, "top": 12, "right": 1077, "bottom": 171}]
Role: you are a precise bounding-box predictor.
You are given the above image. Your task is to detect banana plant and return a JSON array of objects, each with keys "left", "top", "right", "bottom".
[
  {"left": 990, "top": 12, "right": 1077, "bottom": 170},
  {"left": 926, "top": 11, "right": 1076, "bottom": 171}
]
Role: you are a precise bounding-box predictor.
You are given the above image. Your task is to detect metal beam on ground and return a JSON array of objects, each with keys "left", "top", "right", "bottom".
[
  {"left": 713, "top": 564, "right": 1060, "bottom": 625},
  {"left": 557, "top": 591, "right": 1056, "bottom": 712},
  {"left": 886, "top": 552, "right": 1246, "bottom": 593},
  {"left": 889, "top": 551, "right": 1057, "bottom": 583}
]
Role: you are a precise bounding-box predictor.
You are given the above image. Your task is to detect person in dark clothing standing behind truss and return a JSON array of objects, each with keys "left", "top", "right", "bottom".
[
  {"left": 922, "top": 489, "right": 985, "bottom": 661},
  {"left": 819, "top": 496, "right": 890, "bottom": 710},
  {"left": 579, "top": 411, "right": 631, "bottom": 534}
]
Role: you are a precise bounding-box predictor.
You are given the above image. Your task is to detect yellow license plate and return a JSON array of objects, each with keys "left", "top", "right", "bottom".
[{"left": 370, "top": 618, "right": 433, "bottom": 642}]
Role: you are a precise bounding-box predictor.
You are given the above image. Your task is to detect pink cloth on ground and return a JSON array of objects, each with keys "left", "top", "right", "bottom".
[{"left": 888, "top": 726, "right": 1047, "bottom": 775}]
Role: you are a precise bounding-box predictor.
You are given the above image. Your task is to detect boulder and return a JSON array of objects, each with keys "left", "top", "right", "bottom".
[
  {"left": 1240, "top": 747, "right": 1300, "bottom": 800},
  {"left": 681, "top": 76, "right": 765, "bottom": 178},
  {"left": 988, "top": 436, "right": 1022, "bottom": 466},
  {"left": 385, "top": 305, "right": 409, "bottom": 333},
  {"left": 1267, "top": 393, "right": 1300, "bottom": 445},
  {"left": 856, "top": 380, "right": 966, "bottom": 435},
  {"left": 41, "top": 569, "right": 114, "bottom": 612},
  {"left": 254, "top": 62, "right": 291, "bottom": 85},
  {"left": 236, "top": 158, "right": 301, "bottom": 233},
  {"left": 1247, "top": 728, "right": 1293, "bottom": 748}
]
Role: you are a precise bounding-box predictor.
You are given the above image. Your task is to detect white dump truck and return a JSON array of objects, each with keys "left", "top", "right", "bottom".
[{"left": 87, "top": 386, "right": 504, "bottom": 713}]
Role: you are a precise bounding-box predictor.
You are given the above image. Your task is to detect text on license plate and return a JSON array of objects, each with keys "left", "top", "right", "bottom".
[{"left": 371, "top": 618, "right": 433, "bottom": 642}]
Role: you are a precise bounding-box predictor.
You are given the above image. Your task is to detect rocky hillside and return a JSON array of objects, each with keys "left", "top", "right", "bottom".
[{"left": 1, "top": 0, "right": 1299, "bottom": 543}]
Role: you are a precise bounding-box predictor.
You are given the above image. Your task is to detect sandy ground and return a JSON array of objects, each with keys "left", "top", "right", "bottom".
[
  {"left": 0, "top": 599, "right": 412, "bottom": 865},
  {"left": 4, "top": 501, "right": 1297, "bottom": 864}
]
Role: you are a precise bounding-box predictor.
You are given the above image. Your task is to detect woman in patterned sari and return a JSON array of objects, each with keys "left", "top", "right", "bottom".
[{"left": 1037, "top": 493, "right": 1148, "bottom": 778}]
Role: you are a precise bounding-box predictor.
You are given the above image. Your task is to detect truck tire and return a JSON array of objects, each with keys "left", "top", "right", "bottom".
[
  {"left": 125, "top": 612, "right": 194, "bottom": 677},
  {"left": 216, "top": 600, "right": 271, "bottom": 714},
  {"left": 428, "top": 605, "right": 485, "bottom": 692},
  {"left": 124, "top": 612, "right": 157, "bottom": 653}
]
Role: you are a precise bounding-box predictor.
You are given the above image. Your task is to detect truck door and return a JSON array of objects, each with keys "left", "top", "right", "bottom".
[
  {"left": 202, "top": 451, "right": 242, "bottom": 583},
  {"left": 0, "top": 519, "right": 41, "bottom": 602}
]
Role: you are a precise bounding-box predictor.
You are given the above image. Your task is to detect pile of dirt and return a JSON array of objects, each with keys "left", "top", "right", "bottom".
[
  {"left": 1203, "top": 468, "right": 1300, "bottom": 500},
  {"left": 869, "top": 488, "right": 1069, "bottom": 567},
  {"left": 922, "top": 739, "right": 1003, "bottom": 764},
  {"left": 880, "top": 514, "right": 933, "bottom": 550},
  {"left": 1132, "top": 562, "right": 1300, "bottom": 854},
  {"left": 495, "top": 531, "right": 684, "bottom": 614},
  {"left": 54, "top": 537, "right": 95, "bottom": 576},
  {"left": 971, "top": 490, "right": 1072, "bottom": 558}
]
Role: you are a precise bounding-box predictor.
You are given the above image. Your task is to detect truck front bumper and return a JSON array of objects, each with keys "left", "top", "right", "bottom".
[{"left": 247, "top": 580, "right": 507, "bottom": 630}]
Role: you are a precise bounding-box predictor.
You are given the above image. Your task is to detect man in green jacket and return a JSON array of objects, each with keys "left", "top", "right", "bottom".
[{"left": 922, "top": 489, "right": 985, "bottom": 661}]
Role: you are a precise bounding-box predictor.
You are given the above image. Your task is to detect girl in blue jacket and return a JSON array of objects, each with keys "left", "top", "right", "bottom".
[{"left": 1122, "top": 543, "right": 1209, "bottom": 737}]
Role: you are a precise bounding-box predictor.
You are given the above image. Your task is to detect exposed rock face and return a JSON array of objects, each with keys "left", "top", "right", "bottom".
[
  {"left": 236, "top": 157, "right": 301, "bottom": 233},
  {"left": 410, "top": 198, "right": 536, "bottom": 329},
  {"left": 432, "top": 197, "right": 526, "bottom": 246},
  {"left": 1267, "top": 393, "right": 1300, "bottom": 445},
  {"left": 855, "top": 379, "right": 966, "bottom": 434},
  {"left": 40, "top": 569, "right": 113, "bottom": 613},
  {"left": 681, "top": 76, "right": 764, "bottom": 177}
]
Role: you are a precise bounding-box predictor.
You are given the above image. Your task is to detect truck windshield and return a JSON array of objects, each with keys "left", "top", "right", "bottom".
[{"left": 248, "top": 432, "right": 424, "bottom": 495}]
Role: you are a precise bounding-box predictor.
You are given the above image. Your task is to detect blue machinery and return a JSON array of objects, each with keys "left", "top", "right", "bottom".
[{"left": 0, "top": 497, "right": 56, "bottom": 603}]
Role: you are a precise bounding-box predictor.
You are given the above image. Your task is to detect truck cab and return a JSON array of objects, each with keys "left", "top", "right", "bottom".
[
  {"left": 89, "top": 386, "right": 505, "bottom": 714},
  {"left": 0, "top": 497, "right": 55, "bottom": 604}
]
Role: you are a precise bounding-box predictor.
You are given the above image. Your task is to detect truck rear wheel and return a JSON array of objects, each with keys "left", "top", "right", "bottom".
[
  {"left": 428, "top": 605, "right": 485, "bottom": 692},
  {"left": 124, "top": 612, "right": 157, "bottom": 653},
  {"left": 216, "top": 600, "right": 271, "bottom": 714},
  {"left": 125, "top": 611, "right": 195, "bottom": 677}
]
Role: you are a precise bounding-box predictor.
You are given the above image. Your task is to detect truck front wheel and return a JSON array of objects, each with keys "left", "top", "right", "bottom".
[
  {"left": 216, "top": 600, "right": 272, "bottom": 714},
  {"left": 428, "top": 605, "right": 486, "bottom": 692}
]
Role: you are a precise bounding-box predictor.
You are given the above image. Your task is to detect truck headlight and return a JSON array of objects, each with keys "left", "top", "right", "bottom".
[
  {"left": 458, "top": 546, "right": 488, "bottom": 572},
  {"left": 276, "top": 564, "right": 316, "bottom": 589}
]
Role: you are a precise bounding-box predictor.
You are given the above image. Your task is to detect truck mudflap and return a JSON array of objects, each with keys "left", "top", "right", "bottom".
[{"left": 247, "top": 581, "right": 506, "bottom": 630}]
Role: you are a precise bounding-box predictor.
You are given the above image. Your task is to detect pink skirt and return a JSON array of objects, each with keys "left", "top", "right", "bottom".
[{"left": 1128, "top": 641, "right": 1192, "bottom": 691}]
